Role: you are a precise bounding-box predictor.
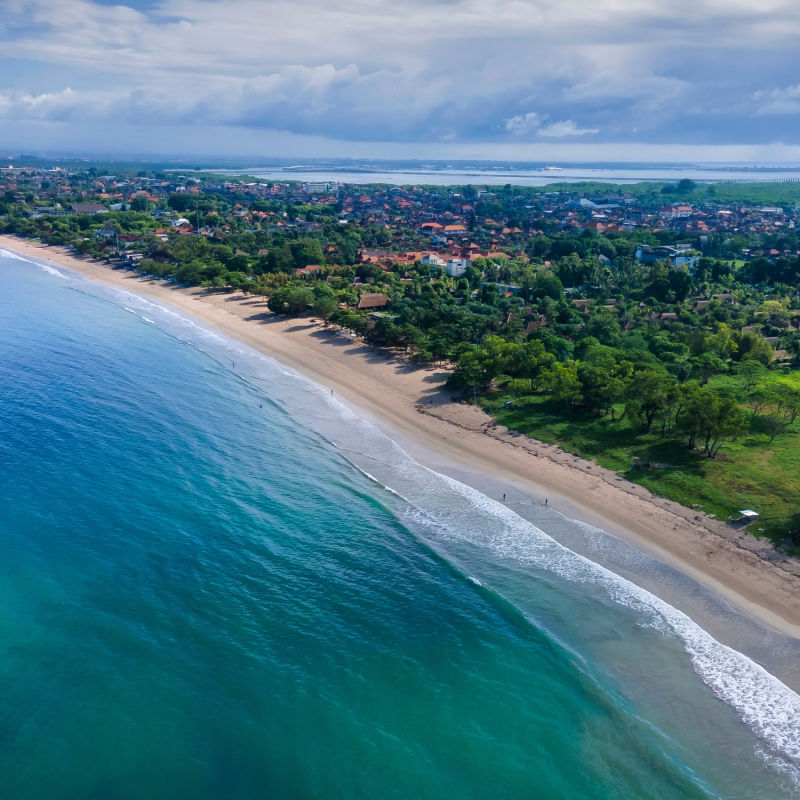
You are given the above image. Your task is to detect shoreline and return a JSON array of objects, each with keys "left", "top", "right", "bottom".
[{"left": 3, "top": 234, "right": 800, "bottom": 642}]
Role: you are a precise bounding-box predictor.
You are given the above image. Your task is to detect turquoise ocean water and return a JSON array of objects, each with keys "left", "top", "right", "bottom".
[{"left": 2, "top": 250, "right": 800, "bottom": 799}]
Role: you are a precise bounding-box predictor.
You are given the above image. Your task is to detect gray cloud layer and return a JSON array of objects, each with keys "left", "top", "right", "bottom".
[{"left": 1, "top": 0, "right": 799, "bottom": 156}]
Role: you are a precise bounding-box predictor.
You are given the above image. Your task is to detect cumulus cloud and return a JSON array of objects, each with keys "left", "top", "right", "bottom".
[
  {"left": 504, "top": 112, "right": 542, "bottom": 134},
  {"left": 537, "top": 120, "right": 599, "bottom": 137},
  {"left": 504, "top": 113, "right": 598, "bottom": 138},
  {"left": 755, "top": 84, "right": 800, "bottom": 115},
  {"left": 0, "top": 0, "right": 799, "bottom": 152},
  {"left": 0, "top": 88, "right": 91, "bottom": 120}
]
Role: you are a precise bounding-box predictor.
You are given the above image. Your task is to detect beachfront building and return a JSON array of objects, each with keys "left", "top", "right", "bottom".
[{"left": 357, "top": 293, "right": 390, "bottom": 310}]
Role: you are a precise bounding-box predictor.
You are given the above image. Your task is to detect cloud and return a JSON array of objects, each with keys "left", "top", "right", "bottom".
[
  {"left": 537, "top": 120, "right": 599, "bottom": 137},
  {"left": 0, "top": 87, "right": 93, "bottom": 121},
  {"left": 1, "top": 0, "right": 800, "bottom": 152},
  {"left": 504, "top": 113, "right": 598, "bottom": 138},
  {"left": 755, "top": 83, "right": 800, "bottom": 115},
  {"left": 504, "top": 112, "right": 542, "bottom": 134}
]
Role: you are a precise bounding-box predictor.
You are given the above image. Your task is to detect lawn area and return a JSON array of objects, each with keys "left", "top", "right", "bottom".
[
  {"left": 538, "top": 180, "right": 800, "bottom": 207},
  {"left": 480, "top": 373, "right": 800, "bottom": 549}
]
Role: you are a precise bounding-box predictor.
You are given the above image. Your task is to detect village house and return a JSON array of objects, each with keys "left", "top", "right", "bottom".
[{"left": 357, "top": 293, "right": 390, "bottom": 310}]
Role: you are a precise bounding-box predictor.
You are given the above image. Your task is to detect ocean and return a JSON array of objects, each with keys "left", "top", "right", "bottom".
[{"left": 2, "top": 249, "right": 800, "bottom": 799}]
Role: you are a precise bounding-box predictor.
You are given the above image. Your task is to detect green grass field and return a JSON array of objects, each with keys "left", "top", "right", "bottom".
[
  {"left": 480, "top": 371, "right": 800, "bottom": 550},
  {"left": 538, "top": 180, "right": 800, "bottom": 206}
]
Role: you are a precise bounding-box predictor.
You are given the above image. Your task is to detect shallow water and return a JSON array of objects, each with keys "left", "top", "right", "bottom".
[
  {"left": 219, "top": 160, "right": 800, "bottom": 186},
  {"left": 2, "top": 251, "right": 799, "bottom": 799}
]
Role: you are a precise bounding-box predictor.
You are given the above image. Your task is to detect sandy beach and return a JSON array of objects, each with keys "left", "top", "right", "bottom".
[{"left": 3, "top": 234, "right": 800, "bottom": 640}]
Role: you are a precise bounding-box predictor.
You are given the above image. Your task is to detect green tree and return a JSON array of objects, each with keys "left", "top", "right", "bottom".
[
  {"left": 738, "top": 332, "right": 773, "bottom": 366},
  {"left": 518, "top": 339, "right": 553, "bottom": 390},
  {"left": 290, "top": 237, "right": 325, "bottom": 268},
  {"left": 268, "top": 286, "right": 314, "bottom": 315},
  {"left": 167, "top": 193, "right": 196, "bottom": 212},
  {"left": 706, "top": 323, "right": 737, "bottom": 361},
  {"left": 313, "top": 295, "right": 338, "bottom": 322},
  {"left": 747, "top": 386, "right": 775, "bottom": 418},
  {"left": 691, "top": 352, "right": 727, "bottom": 385},
  {"left": 625, "top": 369, "right": 673, "bottom": 431},
  {"left": 775, "top": 385, "right": 800, "bottom": 424},
  {"left": 542, "top": 360, "right": 582, "bottom": 411},
  {"left": 678, "top": 388, "right": 746, "bottom": 457},
  {"left": 580, "top": 352, "right": 635, "bottom": 419},
  {"left": 704, "top": 396, "right": 747, "bottom": 458},
  {"left": 534, "top": 271, "right": 563, "bottom": 300},
  {"left": 763, "top": 415, "right": 789, "bottom": 442},
  {"left": 583, "top": 313, "right": 621, "bottom": 346},
  {"left": 447, "top": 348, "right": 493, "bottom": 394},
  {"left": 736, "top": 360, "right": 766, "bottom": 392}
]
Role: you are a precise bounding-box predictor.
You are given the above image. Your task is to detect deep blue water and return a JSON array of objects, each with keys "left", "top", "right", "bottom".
[{"left": 1, "top": 251, "right": 799, "bottom": 799}]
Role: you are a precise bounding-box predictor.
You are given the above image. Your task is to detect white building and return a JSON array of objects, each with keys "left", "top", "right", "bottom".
[
  {"left": 420, "top": 253, "right": 446, "bottom": 268},
  {"left": 635, "top": 245, "right": 698, "bottom": 271},
  {"left": 303, "top": 182, "right": 337, "bottom": 194},
  {"left": 446, "top": 258, "right": 471, "bottom": 277}
]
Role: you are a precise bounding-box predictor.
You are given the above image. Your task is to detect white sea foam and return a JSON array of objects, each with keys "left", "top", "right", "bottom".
[
  {"left": 122, "top": 305, "right": 157, "bottom": 326},
  {"left": 755, "top": 744, "right": 800, "bottom": 790},
  {"left": 308, "top": 405, "right": 800, "bottom": 771},
  {"left": 98, "top": 287, "right": 230, "bottom": 346},
  {"left": 0, "top": 248, "right": 67, "bottom": 278},
  {"left": 32, "top": 261, "right": 68, "bottom": 279},
  {"left": 353, "top": 465, "right": 380, "bottom": 485},
  {"left": 407, "top": 471, "right": 800, "bottom": 767},
  {"left": 0, "top": 248, "right": 32, "bottom": 262}
]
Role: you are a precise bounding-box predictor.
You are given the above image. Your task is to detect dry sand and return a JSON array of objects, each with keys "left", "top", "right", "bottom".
[{"left": 3, "top": 235, "right": 800, "bottom": 638}]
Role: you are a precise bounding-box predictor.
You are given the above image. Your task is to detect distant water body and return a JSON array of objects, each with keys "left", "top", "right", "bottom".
[
  {"left": 210, "top": 161, "right": 800, "bottom": 187},
  {"left": 3, "top": 249, "right": 800, "bottom": 799}
]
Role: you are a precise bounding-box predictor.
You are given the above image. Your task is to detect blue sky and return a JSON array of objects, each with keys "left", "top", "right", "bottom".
[{"left": 2, "top": 0, "right": 800, "bottom": 160}]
